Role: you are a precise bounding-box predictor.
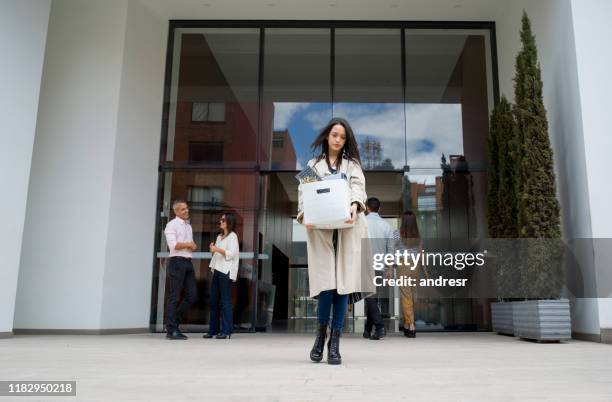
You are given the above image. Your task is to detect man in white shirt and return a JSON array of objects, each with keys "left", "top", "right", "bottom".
[
  {"left": 364, "top": 197, "right": 395, "bottom": 340},
  {"left": 163, "top": 199, "right": 198, "bottom": 340}
]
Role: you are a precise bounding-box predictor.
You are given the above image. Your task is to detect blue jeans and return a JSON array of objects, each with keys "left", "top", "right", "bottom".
[
  {"left": 317, "top": 290, "right": 349, "bottom": 330},
  {"left": 209, "top": 270, "right": 233, "bottom": 335}
]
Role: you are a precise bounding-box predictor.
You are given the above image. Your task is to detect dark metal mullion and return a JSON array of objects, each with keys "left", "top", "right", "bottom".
[
  {"left": 250, "top": 26, "right": 267, "bottom": 333},
  {"left": 489, "top": 25, "right": 500, "bottom": 105},
  {"left": 170, "top": 20, "right": 495, "bottom": 30},
  {"left": 330, "top": 27, "right": 335, "bottom": 116},
  {"left": 150, "top": 23, "right": 178, "bottom": 332},
  {"left": 401, "top": 27, "right": 408, "bottom": 169}
]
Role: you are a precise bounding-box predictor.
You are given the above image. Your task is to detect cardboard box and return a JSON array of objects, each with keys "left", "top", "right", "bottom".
[{"left": 302, "top": 179, "right": 353, "bottom": 229}]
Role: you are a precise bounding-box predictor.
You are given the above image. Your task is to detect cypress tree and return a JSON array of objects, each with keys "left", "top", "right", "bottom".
[
  {"left": 488, "top": 97, "right": 519, "bottom": 298},
  {"left": 487, "top": 101, "right": 502, "bottom": 238},
  {"left": 496, "top": 97, "right": 519, "bottom": 238},
  {"left": 514, "top": 11, "right": 561, "bottom": 239},
  {"left": 513, "top": 12, "right": 563, "bottom": 298}
]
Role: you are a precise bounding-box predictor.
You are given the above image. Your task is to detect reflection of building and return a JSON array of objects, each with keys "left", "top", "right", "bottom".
[
  {"left": 362, "top": 137, "right": 382, "bottom": 169},
  {"left": 404, "top": 154, "right": 476, "bottom": 240},
  {"left": 361, "top": 137, "right": 394, "bottom": 170},
  {"left": 439, "top": 154, "right": 477, "bottom": 239},
  {"left": 270, "top": 129, "right": 297, "bottom": 170}
]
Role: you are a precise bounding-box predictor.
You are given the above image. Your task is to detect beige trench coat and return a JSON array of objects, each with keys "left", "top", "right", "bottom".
[{"left": 297, "top": 157, "right": 376, "bottom": 299}]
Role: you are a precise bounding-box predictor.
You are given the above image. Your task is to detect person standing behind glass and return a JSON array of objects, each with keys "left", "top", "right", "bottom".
[
  {"left": 164, "top": 199, "right": 198, "bottom": 340},
  {"left": 396, "top": 211, "right": 422, "bottom": 338},
  {"left": 364, "top": 197, "right": 395, "bottom": 340},
  {"left": 297, "top": 117, "right": 375, "bottom": 365},
  {"left": 204, "top": 213, "right": 240, "bottom": 339}
]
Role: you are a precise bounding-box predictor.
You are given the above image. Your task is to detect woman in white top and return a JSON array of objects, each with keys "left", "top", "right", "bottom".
[{"left": 204, "top": 213, "right": 240, "bottom": 339}]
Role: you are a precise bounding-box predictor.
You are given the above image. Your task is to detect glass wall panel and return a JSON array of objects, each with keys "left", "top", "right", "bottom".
[
  {"left": 152, "top": 171, "right": 259, "bottom": 332},
  {"left": 334, "top": 29, "right": 405, "bottom": 170},
  {"left": 163, "top": 28, "right": 261, "bottom": 167},
  {"left": 402, "top": 32, "right": 491, "bottom": 330},
  {"left": 262, "top": 29, "right": 332, "bottom": 170},
  {"left": 154, "top": 23, "right": 497, "bottom": 333},
  {"left": 404, "top": 30, "right": 492, "bottom": 169}
]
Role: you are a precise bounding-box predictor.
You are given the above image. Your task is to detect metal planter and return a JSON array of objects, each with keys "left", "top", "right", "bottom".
[
  {"left": 512, "top": 299, "right": 571, "bottom": 342},
  {"left": 491, "top": 301, "right": 515, "bottom": 335}
]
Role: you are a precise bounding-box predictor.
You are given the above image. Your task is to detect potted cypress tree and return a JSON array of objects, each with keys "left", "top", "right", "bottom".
[
  {"left": 489, "top": 12, "right": 570, "bottom": 341},
  {"left": 511, "top": 11, "right": 570, "bottom": 342}
]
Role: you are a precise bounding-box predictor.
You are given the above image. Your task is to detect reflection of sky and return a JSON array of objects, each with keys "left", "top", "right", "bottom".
[
  {"left": 273, "top": 102, "right": 463, "bottom": 171},
  {"left": 274, "top": 102, "right": 331, "bottom": 169}
]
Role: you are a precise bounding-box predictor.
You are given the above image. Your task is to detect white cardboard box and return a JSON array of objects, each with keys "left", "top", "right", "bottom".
[{"left": 302, "top": 179, "right": 353, "bottom": 229}]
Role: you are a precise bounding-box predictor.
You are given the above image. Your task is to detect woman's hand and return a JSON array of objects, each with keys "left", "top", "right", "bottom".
[
  {"left": 209, "top": 243, "right": 217, "bottom": 253},
  {"left": 305, "top": 224, "right": 315, "bottom": 230},
  {"left": 344, "top": 203, "right": 359, "bottom": 224}
]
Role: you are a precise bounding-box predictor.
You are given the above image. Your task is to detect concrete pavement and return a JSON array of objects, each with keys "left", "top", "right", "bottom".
[{"left": 1, "top": 332, "right": 611, "bottom": 401}]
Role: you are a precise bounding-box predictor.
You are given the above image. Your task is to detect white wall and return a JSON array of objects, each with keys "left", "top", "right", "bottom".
[
  {"left": 15, "top": 0, "right": 167, "bottom": 331},
  {"left": 100, "top": 0, "right": 167, "bottom": 329},
  {"left": 140, "top": 0, "right": 503, "bottom": 21},
  {"left": 15, "top": 0, "right": 130, "bottom": 330},
  {"left": 570, "top": 0, "right": 612, "bottom": 329},
  {"left": 0, "top": 0, "right": 51, "bottom": 336}
]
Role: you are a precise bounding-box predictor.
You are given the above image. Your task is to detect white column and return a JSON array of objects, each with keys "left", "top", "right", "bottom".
[
  {"left": 15, "top": 0, "right": 127, "bottom": 331},
  {"left": 0, "top": 0, "right": 52, "bottom": 337},
  {"left": 14, "top": 0, "right": 166, "bottom": 332},
  {"left": 99, "top": 0, "right": 167, "bottom": 330}
]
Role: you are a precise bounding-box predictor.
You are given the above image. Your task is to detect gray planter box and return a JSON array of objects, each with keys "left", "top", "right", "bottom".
[
  {"left": 491, "top": 302, "right": 515, "bottom": 335},
  {"left": 512, "top": 299, "right": 571, "bottom": 342}
]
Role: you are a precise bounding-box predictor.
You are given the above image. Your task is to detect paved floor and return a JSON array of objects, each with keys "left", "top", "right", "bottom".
[{"left": 1, "top": 332, "right": 611, "bottom": 401}]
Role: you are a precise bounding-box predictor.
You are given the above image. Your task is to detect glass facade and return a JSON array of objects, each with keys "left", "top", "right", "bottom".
[{"left": 151, "top": 22, "right": 497, "bottom": 333}]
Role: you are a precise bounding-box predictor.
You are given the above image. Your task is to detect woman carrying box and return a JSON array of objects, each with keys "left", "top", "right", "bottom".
[{"left": 297, "top": 117, "right": 375, "bottom": 365}]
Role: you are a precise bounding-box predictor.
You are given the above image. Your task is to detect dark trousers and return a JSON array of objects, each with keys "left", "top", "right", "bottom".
[
  {"left": 317, "top": 290, "right": 349, "bottom": 330},
  {"left": 364, "top": 297, "right": 384, "bottom": 333},
  {"left": 165, "top": 257, "right": 198, "bottom": 333},
  {"left": 209, "top": 270, "right": 233, "bottom": 335}
]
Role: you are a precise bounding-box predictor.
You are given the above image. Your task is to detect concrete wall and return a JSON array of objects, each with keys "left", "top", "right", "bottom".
[
  {"left": 100, "top": 0, "right": 167, "bottom": 329},
  {"left": 570, "top": 0, "right": 612, "bottom": 330},
  {"left": 0, "top": 0, "right": 51, "bottom": 336},
  {"left": 15, "top": 0, "right": 165, "bottom": 331}
]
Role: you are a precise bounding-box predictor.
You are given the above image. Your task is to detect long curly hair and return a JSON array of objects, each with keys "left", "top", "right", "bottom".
[{"left": 310, "top": 117, "right": 361, "bottom": 170}]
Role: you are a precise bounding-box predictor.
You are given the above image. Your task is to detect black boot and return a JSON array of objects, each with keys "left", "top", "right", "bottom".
[
  {"left": 309, "top": 323, "right": 328, "bottom": 362},
  {"left": 327, "top": 329, "right": 342, "bottom": 365},
  {"left": 403, "top": 326, "right": 416, "bottom": 338},
  {"left": 370, "top": 326, "right": 386, "bottom": 340}
]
